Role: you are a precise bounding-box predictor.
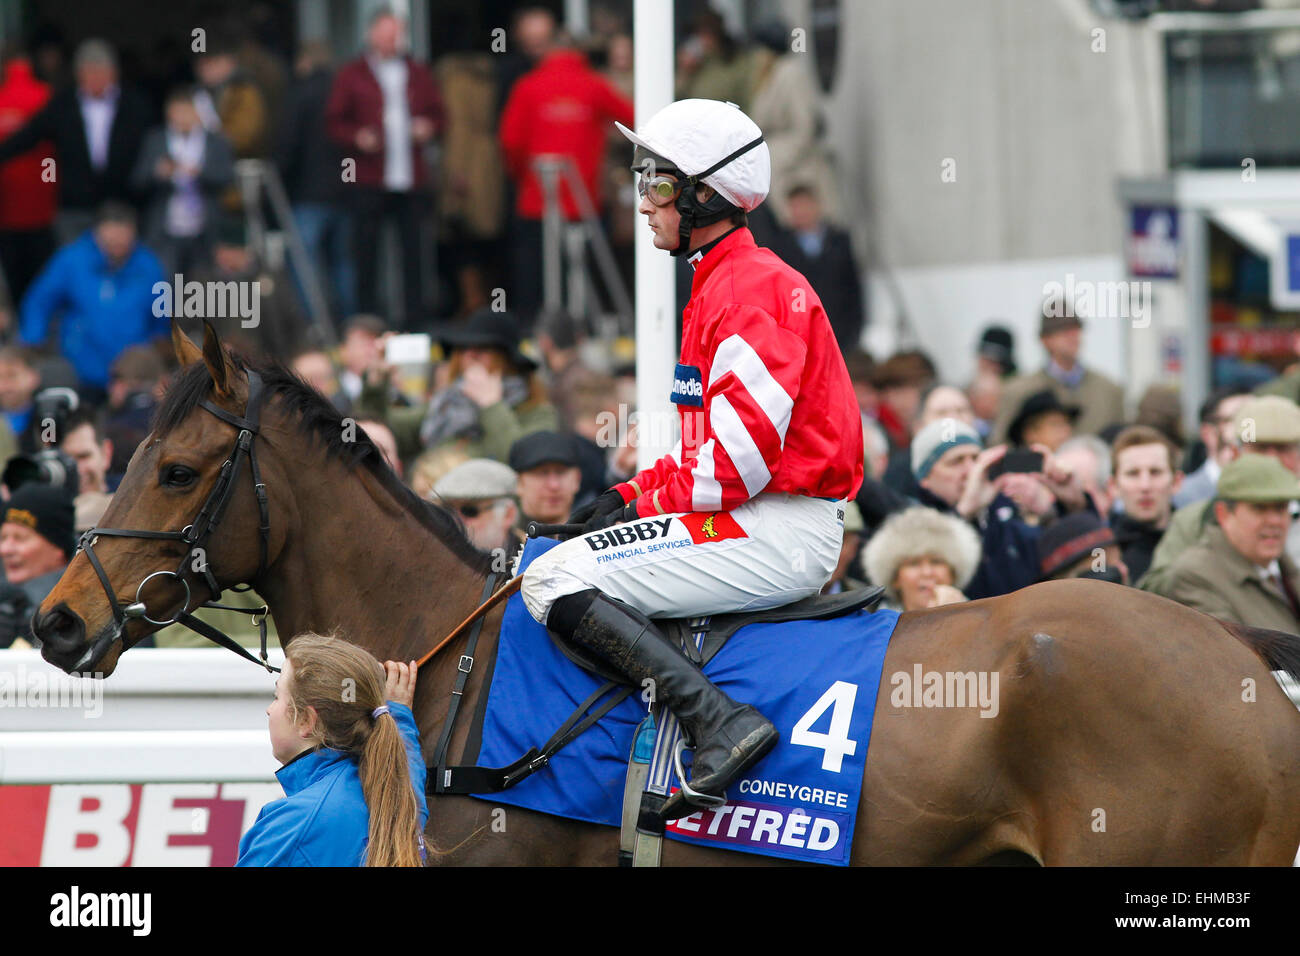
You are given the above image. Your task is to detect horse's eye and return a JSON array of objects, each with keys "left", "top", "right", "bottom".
[{"left": 161, "top": 465, "right": 196, "bottom": 488}]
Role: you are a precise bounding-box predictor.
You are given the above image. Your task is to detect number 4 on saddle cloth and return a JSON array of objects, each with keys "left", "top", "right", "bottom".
[{"left": 461, "top": 537, "right": 899, "bottom": 866}]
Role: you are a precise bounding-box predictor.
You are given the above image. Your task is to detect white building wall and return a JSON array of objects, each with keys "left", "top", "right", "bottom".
[{"left": 777, "top": 0, "right": 1168, "bottom": 390}]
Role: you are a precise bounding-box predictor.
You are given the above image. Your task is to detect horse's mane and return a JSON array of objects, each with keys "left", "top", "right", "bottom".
[{"left": 153, "top": 355, "right": 496, "bottom": 576}]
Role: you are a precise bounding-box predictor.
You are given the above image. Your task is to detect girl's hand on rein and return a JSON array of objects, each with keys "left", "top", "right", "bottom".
[{"left": 383, "top": 660, "right": 418, "bottom": 709}]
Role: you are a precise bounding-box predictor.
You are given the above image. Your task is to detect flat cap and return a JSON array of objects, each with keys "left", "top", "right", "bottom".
[
  {"left": 1217, "top": 454, "right": 1300, "bottom": 503},
  {"left": 508, "top": 431, "right": 581, "bottom": 473},
  {"left": 433, "top": 459, "right": 518, "bottom": 501},
  {"left": 1234, "top": 395, "right": 1300, "bottom": 445}
]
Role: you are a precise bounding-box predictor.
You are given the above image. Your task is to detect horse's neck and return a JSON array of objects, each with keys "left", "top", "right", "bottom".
[{"left": 254, "top": 460, "right": 489, "bottom": 666}]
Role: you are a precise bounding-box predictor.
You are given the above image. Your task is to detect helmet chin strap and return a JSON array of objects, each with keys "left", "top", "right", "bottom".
[{"left": 670, "top": 187, "right": 738, "bottom": 258}]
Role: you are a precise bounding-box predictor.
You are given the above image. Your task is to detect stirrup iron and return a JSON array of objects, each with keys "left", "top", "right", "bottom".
[{"left": 672, "top": 737, "right": 728, "bottom": 809}]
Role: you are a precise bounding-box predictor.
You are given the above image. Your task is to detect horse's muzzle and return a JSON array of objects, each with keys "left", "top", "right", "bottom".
[{"left": 34, "top": 602, "right": 111, "bottom": 674}]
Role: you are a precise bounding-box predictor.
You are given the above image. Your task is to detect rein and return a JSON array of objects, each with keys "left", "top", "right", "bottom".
[
  {"left": 74, "top": 362, "right": 530, "bottom": 679},
  {"left": 415, "top": 574, "right": 522, "bottom": 669}
]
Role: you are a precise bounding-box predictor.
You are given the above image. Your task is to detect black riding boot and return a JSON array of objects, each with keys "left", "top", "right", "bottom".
[{"left": 547, "top": 589, "right": 779, "bottom": 820}]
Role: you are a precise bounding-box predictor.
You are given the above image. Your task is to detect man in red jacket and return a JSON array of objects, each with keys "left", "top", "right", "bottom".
[
  {"left": 0, "top": 53, "right": 56, "bottom": 304},
  {"left": 325, "top": 8, "right": 443, "bottom": 327},
  {"left": 497, "top": 29, "right": 632, "bottom": 326},
  {"left": 521, "top": 99, "right": 864, "bottom": 819}
]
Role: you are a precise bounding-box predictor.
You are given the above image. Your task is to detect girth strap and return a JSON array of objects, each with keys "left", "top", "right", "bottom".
[
  {"left": 426, "top": 570, "right": 641, "bottom": 796},
  {"left": 431, "top": 679, "right": 635, "bottom": 794},
  {"left": 428, "top": 573, "right": 499, "bottom": 793}
]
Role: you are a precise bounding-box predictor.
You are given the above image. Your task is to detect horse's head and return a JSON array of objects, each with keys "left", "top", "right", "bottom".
[{"left": 35, "top": 320, "right": 287, "bottom": 675}]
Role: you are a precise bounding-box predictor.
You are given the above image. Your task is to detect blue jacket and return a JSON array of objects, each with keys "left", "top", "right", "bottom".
[
  {"left": 236, "top": 701, "right": 428, "bottom": 867},
  {"left": 19, "top": 233, "right": 167, "bottom": 388}
]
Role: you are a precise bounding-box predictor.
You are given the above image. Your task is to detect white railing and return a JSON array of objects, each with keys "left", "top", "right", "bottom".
[{"left": 0, "top": 649, "right": 282, "bottom": 782}]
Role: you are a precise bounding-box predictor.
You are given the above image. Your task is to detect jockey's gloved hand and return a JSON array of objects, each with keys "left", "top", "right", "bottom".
[
  {"left": 569, "top": 489, "right": 625, "bottom": 526},
  {"left": 580, "top": 501, "right": 637, "bottom": 535}
]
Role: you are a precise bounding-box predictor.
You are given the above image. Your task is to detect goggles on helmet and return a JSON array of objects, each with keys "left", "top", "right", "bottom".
[{"left": 637, "top": 171, "right": 685, "bottom": 207}]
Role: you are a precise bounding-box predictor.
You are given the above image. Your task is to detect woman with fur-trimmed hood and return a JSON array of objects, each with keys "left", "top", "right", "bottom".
[{"left": 863, "top": 506, "right": 982, "bottom": 612}]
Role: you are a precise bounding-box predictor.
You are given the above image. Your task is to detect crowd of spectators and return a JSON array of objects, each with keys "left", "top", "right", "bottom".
[
  {"left": 846, "top": 306, "right": 1300, "bottom": 633},
  {"left": 3, "top": 5, "right": 1295, "bottom": 654}
]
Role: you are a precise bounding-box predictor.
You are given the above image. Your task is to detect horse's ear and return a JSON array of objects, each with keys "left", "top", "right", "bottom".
[
  {"left": 171, "top": 320, "right": 204, "bottom": 368},
  {"left": 200, "top": 319, "right": 238, "bottom": 399}
]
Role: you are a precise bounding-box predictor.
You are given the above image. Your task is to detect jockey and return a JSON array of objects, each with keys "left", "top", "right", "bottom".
[{"left": 521, "top": 99, "right": 864, "bottom": 819}]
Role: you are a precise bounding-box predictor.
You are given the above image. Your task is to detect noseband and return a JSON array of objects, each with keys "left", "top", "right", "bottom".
[{"left": 74, "top": 369, "right": 277, "bottom": 672}]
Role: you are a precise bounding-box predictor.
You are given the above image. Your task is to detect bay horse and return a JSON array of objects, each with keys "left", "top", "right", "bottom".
[{"left": 34, "top": 321, "right": 1300, "bottom": 865}]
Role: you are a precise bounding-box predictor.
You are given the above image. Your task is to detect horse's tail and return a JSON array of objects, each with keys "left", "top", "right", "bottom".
[{"left": 1221, "top": 621, "right": 1300, "bottom": 682}]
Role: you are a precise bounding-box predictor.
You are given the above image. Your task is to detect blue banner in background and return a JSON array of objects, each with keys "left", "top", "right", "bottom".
[{"left": 1127, "top": 205, "right": 1179, "bottom": 279}]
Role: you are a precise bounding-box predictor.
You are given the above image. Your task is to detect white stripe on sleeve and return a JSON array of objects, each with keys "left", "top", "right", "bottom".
[
  {"left": 690, "top": 438, "right": 723, "bottom": 512},
  {"left": 711, "top": 333, "right": 795, "bottom": 443},
  {"left": 710, "top": 393, "right": 772, "bottom": 497}
]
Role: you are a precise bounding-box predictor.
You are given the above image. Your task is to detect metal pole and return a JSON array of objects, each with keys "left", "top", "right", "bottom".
[
  {"left": 633, "top": 0, "right": 676, "bottom": 469},
  {"left": 556, "top": 157, "right": 635, "bottom": 332},
  {"left": 538, "top": 159, "right": 564, "bottom": 313},
  {"left": 1182, "top": 210, "right": 1210, "bottom": 436},
  {"left": 565, "top": 223, "right": 587, "bottom": 321},
  {"left": 236, "top": 160, "right": 266, "bottom": 256},
  {"left": 259, "top": 161, "right": 338, "bottom": 347},
  {"left": 565, "top": 0, "right": 589, "bottom": 38}
]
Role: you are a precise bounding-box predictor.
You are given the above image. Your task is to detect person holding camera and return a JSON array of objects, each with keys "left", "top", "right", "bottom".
[{"left": 907, "top": 416, "right": 1090, "bottom": 600}]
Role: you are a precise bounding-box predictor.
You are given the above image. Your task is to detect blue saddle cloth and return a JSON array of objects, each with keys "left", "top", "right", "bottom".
[{"left": 472, "top": 538, "right": 899, "bottom": 865}]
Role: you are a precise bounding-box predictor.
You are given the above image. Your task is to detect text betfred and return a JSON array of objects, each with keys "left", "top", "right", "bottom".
[{"left": 666, "top": 796, "right": 848, "bottom": 856}]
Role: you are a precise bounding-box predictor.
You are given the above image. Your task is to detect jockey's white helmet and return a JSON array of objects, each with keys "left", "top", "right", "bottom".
[{"left": 615, "top": 99, "right": 771, "bottom": 212}]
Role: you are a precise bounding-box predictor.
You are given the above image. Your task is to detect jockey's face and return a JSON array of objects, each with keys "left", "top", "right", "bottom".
[{"left": 639, "top": 174, "right": 683, "bottom": 252}]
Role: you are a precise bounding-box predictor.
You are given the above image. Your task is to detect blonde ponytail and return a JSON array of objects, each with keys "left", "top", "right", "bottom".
[{"left": 284, "top": 633, "right": 423, "bottom": 867}]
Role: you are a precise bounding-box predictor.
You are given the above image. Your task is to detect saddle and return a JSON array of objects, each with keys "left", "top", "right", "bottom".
[
  {"left": 426, "top": 574, "right": 885, "bottom": 800},
  {"left": 548, "top": 586, "right": 887, "bottom": 685}
]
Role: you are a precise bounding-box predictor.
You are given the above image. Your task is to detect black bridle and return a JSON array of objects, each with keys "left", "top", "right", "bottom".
[{"left": 73, "top": 369, "right": 277, "bottom": 673}]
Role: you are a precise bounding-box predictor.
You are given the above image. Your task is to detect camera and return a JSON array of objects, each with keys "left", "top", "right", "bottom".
[
  {"left": 1, "top": 447, "right": 80, "bottom": 496},
  {"left": 28, "top": 386, "right": 79, "bottom": 446},
  {"left": 3, "top": 387, "right": 82, "bottom": 496}
]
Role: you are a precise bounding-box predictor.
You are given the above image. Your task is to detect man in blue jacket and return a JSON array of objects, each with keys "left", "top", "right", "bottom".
[{"left": 19, "top": 202, "right": 167, "bottom": 401}]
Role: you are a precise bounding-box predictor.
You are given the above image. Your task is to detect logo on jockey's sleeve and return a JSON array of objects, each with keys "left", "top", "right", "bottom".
[
  {"left": 679, "top": 511, "right": 748, "bottom": 545},
  {"left": 670, "top": 364, "right": 704, "bottom": 406}
]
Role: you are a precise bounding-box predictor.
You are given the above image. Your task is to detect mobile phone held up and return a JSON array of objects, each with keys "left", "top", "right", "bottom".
[{"left": 986, "top": 448, "right": 1044, "bottom": 481}]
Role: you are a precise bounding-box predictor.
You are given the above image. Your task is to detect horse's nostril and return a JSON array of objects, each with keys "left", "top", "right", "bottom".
[{"left": 35, "top": 604, "right": 84, "bottom": 650}]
